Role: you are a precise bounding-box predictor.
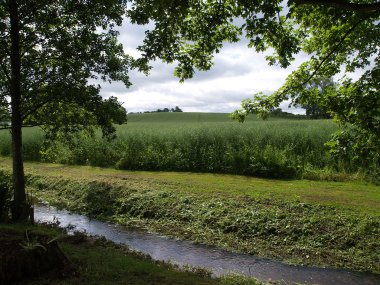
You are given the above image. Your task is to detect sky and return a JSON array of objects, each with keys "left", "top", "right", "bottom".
[{"left": 97, "top": 20, "right": 311, "bottom": 114}]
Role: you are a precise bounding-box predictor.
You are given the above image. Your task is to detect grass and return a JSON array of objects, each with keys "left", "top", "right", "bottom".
[
  {"left": 0, "top": 113, "right": 345, "bottom": 179},
  {"left": 0, "top": 223, "right": 269, "bottom": 285},
  {"left": 1, "top": 157, "right": 379, "bottom": 274},
  {"left": 44, "top": 239, "right": 219, "bottom": 285},
  {"left": 1, "top": 157, "right": 377, "bottom": 215}
]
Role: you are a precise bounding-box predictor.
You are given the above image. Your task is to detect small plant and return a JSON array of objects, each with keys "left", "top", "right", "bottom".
[
  {"left": 221, "top": 274, "right": 278, "bottom": 285},
  {"left": 182, "top": 265, "right": 212, "bottom": 277},
  {"left": 19, "top": 230, "right": 46, "bottom": 252}
]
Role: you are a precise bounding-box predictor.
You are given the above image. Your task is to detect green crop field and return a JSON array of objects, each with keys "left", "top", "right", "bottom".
[{"left": 0, "top": 112, "right": 351, "bottom": 179}]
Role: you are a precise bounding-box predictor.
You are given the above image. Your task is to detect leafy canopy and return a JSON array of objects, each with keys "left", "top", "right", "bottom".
[
  {"left": 1, "top": 0, "right": 143, "bottom": 220},
  {"left": 0, "top": 0, "right": 136, "bottom": 135},
  {"left": 128, "top": 0, "right": 380, "bottom": 176}
]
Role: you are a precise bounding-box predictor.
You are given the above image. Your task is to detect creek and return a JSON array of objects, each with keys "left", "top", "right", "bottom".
[{"left": 35, "top": 204, "right": 380, "bottom": 285}]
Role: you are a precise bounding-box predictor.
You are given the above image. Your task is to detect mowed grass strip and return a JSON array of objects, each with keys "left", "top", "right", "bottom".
[{"left": 1, "top": 157, "right": 377, "bottom": 215}]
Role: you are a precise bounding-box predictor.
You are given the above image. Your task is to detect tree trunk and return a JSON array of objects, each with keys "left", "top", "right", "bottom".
[{"left": 9, "top": 0, "right": 28, "bottom": 221}]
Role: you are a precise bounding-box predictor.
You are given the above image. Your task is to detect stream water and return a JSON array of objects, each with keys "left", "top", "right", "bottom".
[{"left": 34, "top": 204, "right": 380, "bottom": 285}]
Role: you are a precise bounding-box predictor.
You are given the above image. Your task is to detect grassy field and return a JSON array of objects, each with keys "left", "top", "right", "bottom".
[
  {"left": 0, "top": 112, "right": 346, "bottom": 179},
  {"left": 1, "top": 157, "right": 379, "bottom": 273}
]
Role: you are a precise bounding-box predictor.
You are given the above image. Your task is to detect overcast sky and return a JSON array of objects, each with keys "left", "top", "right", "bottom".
[{"left": 98, "top": 20, "right": 311, "bottom": 114}]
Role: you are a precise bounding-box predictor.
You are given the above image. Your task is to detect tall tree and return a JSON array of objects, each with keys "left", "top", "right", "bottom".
[
  {"left": 297, "top": 77, "right": 335, "bottom": 119},
  {"left": 128, "top": 0, "right": 380, "bottom": 176},
  {"left": 0, "top": 0, "right": 135, "bottom": 221}
]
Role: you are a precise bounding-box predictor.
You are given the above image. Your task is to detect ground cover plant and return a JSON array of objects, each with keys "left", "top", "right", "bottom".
[
  {"left": 1, "top": 158, "right": 378, "bottom": 274},
  {"left": 0, "top": 113, "right": 352, "bottom": 180}
]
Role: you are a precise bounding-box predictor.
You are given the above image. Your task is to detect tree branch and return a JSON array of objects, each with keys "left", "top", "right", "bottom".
[
  {"left": 21, "top": 98, "right": 51, "bottom": 121},
  {"left": 0, "top": 61, "right": 11, "bottom": 83},
  {"left": 300, "top": 16, "right": 367, "bottom": 88},
  {"left": 254, "top": 15, "right": 370, "bottom": 112},
  {"left": 294, "top": 0, "right": 380, "bottom": 13}
]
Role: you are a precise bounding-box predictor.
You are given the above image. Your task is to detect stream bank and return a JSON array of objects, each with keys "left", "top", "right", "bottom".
[
  {"left": 25, "top": 171, "right": 380, "bottom": 274},
  {"left": 35, "top": 204, "right": 380, "bottom": 285},
  {"left": 0, "top": 160, "right": 379, "bottom": 278}
]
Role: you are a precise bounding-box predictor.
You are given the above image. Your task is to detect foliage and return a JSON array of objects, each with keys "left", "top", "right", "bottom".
[
  {"left": 154, "top": 106, "right": 183, "bottom": 113},
  {"left": 19, "top": 230, "right": 47, "bottom": 252},
  {"left": 0, "top": 0, "right": 131, "bottom": 133},
  {"left": 127, "top": 0, "right": 380, "bottom": 176},
  {"left": 135, "top": 106, "right": 184, "bottom": 113},
  {"left": 0, "top": 0, "right": 135, "bottom": 219},
  {"left": 172, "top": 106, "right": 183, "bottom": 112},
  {"left": 0, "top": 170, "right": 11, "bottom": 221},
  {"left": 268, "top": 108, "right": 309, "bottom": 119},
  {"left": 220, "top": 275, "right": 276, "bottom": 285},
  {"left": 296, "top": 77, "right": 334, "bottom": 119},
  {"left": 325, "top": 82, "right": 380, "bottom": 182}
]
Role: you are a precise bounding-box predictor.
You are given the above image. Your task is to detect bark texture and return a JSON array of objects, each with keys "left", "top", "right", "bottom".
[{"left": 9, "top": 0, "right": 28, "bottom": 221}]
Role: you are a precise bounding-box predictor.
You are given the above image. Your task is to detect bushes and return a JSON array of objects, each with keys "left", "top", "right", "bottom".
[
  {"left": 109, "top": 122, "right": 333, "bottom": 179},
  {"left": 0, "top": 170, "right": 11, "bottom": 221}
]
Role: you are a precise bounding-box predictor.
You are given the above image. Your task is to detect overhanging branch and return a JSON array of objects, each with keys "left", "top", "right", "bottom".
[
  {"left": 294, "top": 0, "right": 380, "bottom": 13},
  {"left": 301, "top": 16, "right": 367, "bottom": 88},
  {"left": 253, "top": 15, "right": 369, "bottom": 111},
  {"left": 21, "top": 98, "right": 52, "bottom": 121}
]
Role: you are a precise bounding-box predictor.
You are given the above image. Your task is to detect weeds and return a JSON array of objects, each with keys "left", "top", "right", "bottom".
[{"left": 0, "top": 170, "right": 11, "bottom": 221}]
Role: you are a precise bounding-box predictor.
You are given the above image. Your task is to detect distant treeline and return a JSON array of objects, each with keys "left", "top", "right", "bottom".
[
  {"left": 129, "top": 107, "right": 329, "bottom": 119},
  {"left": 269, "top": 108, "right": 309, "bottom": 119},
  {"left": 256, "top": 108, "right": 330, "bottom": 119},
  {"left": 129, "top": 106, "right": 183, "bottom": 114}
]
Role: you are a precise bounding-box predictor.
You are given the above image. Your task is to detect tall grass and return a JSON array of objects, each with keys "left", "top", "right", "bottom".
[{"left": 0, "top": 113, "right": 341, "bottom": 178}]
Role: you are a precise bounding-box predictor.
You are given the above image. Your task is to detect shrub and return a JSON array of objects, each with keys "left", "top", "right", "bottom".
[{"left": 0, "top": 170, "right": 11, "bottom": 221}]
